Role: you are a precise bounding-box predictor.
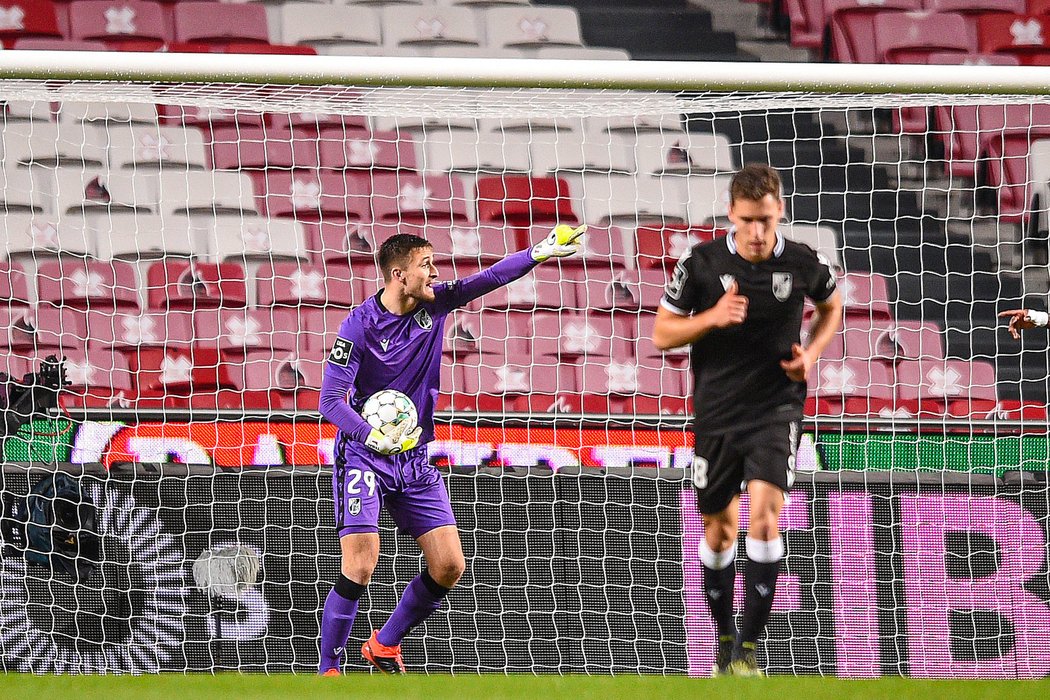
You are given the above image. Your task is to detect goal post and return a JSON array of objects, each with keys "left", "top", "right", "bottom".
[{"left": 0, "top": 52, "right": 1049, "bottom": 677}]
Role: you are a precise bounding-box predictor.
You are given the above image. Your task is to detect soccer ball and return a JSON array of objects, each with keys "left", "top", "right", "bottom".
[{"left": 362, "top": 389, "right": 417, "bottom": 434}]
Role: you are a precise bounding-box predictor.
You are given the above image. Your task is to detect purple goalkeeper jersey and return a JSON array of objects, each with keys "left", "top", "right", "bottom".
[{"left": 318, "top": 249, "right": 538, "bottom": 446}]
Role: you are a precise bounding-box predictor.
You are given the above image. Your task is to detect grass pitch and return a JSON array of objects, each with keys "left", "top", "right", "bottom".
[{"left": 1, "top": 674, "right": 1046, "bottom": 700}]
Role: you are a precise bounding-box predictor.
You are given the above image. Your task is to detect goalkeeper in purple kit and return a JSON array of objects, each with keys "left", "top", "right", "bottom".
[{"left": 316, "top": 224, "right": 586, "bottom": 675}]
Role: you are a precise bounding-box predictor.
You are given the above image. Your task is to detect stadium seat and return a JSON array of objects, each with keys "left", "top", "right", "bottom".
[
  {"left": 193, "top": 308, "right": 295, "bottom": 357},
  {"left": 160, "top": 104, "right": 267, "bottom": 130},
  {"left": 577, "top": 360, "right": 677, "bottom": 402},
  {"left": 450, "top": 309, "right": 530, "bottom": 358},
  {"left": 251, "top": 169, "right": 371, "bottom": 222},
  {"left": 925, "top": 0, "right": 1023, "bottom": 13},
  {"left": 422, "top": 130, "right": 531, "bottom": 174},
  {"left": 68, "top": 0, "right": 169, "bottom": 51},
  {"left": 146, "top": 260, "right": 247, "bottom": 310},
  {"left": 306, "top": 220, "right": 376, "bottom": 263},
  {"left": 685, "top": 174, "right": 733, "bottom": 226},
  {"left": 172, "top": 2, "right": 269, "bottom": 46},
  {"left": 91, "top": 212, "right": 198, "bottom": 259},
  {"left": 59, "top": 349, "right": 135, "bottom": 408},
  {"left": 630, "top": 311, "right": 691, "bottom": 367},
  {"left": 531, "top": 311, "right": 614, "bottom": 362},
  {"left": 319, "top": 128, "right": 418, "bottom": 171},
  {"left": 840, "top": 318, "right": 893, "bottom": 361},
  {"left": 807, "top": 359, "right": 895, "bottom": 416},
  {"left": 2, "top": 122, "right": 108, "bottom": 167},
  {"left": 12, "top": 38, "right": 109, "bottom": 50},
  {"left": 107, "top": 125, "right": 208, "bottom": 170},
  {"left": 36, "top": 259, "right": 140, "bottom": 310},
  {"left": 207, "top": 217, "right": 308, "bottom": 262},
  {"left": 131, "top": 346, "right": 236, "bottom": 402},
  {"left": 571, "top": 174, "right": 686, "bottom": 226},
  {"left": 0, "top": 168, "right": 47, "bottom": 213},
  {"left": 839, "top": 272, "right": 893, "bottom": 319},
  {"left": 154, "top": 170, "right": 259, "bottom": 217},
  {"left": 1033, "top": 0, "right": 1050, "bottom": 16},
  {"left": 981, "top": 109, "right": 1050, "bottom": 221},
  {"left": 279, "top": 4, "right": 382, "bottom": 53},
  {"left": 625, "top": 265, "right": 675, "bottom": 311},
  {"left": 992, "top": 400, "right": 1049, "bottom": 421},
  {"left": 478, "top": 265, "right": 580, "bottom": 311},
  {"left": 524, "top": 130, "right": 631, "bottom": 176},
  {"left": 485, "top": 6, "right": 583, "bottom": 50},
  {"left": 0, "top": 213, "right": 93, "bottom": 258},
  {"left": 781, "top": 0, "right": 827, "bottom": 50},
  {"left": 0, "top": 262, "right": 29, "bottom": 307},
  {"left": 633, "top": 132, "right": 735, "bottom": 176},
  {"left": 363, "top": 171, "right": 469, "bottom": 224},
  {"left": 231, "top": 351, "right": 312, "bottom": 411},
  {"left": 578, "top": 271, "right": 640, "bottom": 311},
  {"left": 12, "top": 306, "right": 88, "bottom": 353},
  {"left": 461, "top": 358, "right": 574, "bottom": 414},
  {"left": 0, "top": 0, "right": 62, "bottom": 48},
  {"left": 780, "top": 223, "right": 842, "bottom": 271},
  {"left": 256, "top": 261, "right": 361, "bottom": 308},
  {"left": 896, "top": 359, "right": 997, "bottom": 417},
  {"left": 827, "top": 0, "right": 923, "bottom": 63},
  {"left": 86, "top": 309, "right": 193, "bottom": 350},
  {"left": 873, "top": 11, "right": 971, "bottom": 64},
  {"left": 269, "top": 113, "right": 369, "bottom": 134},
  {"left": 381, "top": 6, "right": 481, "bottom": 51},
  {"left": 475, "top": 175, "right": 577, "bottom": 227},
  {"left": 977, "top": 13, "right": 1050, "bottom": 64},
  {"left": 418, "top": 223, "right": 513, "bottom": 263},
  {"left": 634, "top": 223, "right": 723, "bottom": 269},
  {"left": 207, "top": 124, "right": 317, "bottom": 171},
  {"left": 519, "top": 223, "right": 628, "bottom": 269},
  {"left": 884, "top": 321, "right": 946, "bottom": 362},
  {"left": 301, "top": 307, "right": 354, "bottom": 360}
]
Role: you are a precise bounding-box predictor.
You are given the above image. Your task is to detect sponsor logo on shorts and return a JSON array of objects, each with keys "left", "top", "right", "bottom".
[
  {"left": 348, "top": 498, "right": 361, "bottom": 516},
  {"left": 327, "top": 337, "right": 353, "bottom": 366}
]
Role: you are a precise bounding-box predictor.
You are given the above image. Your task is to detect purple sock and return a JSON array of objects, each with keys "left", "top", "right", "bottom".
[
  {"left": 376, "top": 570, "right": 450, "bottom": 647},
  {"left": 319, "top": 575, "right": 365, "bottom": 673}
]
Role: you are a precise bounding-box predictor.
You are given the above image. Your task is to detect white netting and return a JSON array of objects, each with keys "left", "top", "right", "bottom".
[{"left": 0, "top": 69, "right": 1048, "bottom": 678}]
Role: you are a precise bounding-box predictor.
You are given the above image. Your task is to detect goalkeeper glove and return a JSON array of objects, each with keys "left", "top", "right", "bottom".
[
  {"left": 364, "top": 419, "right": 423, "bottom": 455},
  {"left": 530, "top": 224, "right": 587, "bottom": 262}
]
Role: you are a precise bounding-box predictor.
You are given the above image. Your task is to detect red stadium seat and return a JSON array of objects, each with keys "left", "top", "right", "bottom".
[
  {"left": 781, "top": 0, "right": 826, "bottom": 50},
  {"left": 1033, "top": 0, "right": 1050, "bottom": 16},
  {"left": 424, "top": 224, "right": 516, "bottom": 264},
  {"left": 634, "top": 223, "right": 724, "bottom": 269},
  {"left": 13, "top": 38, "right": 108, "bottom": 50},
  {"left": 250, "top": 170, "right": 371, "bottom": 222},
  {"left": 69, "top": 0, "right": 169, "bottom": 50},
  {"left": 206, "top": 125, "right": 316, "bottom": 170},
  {"left": 623, "top": 266, "right": 672, "bottom": 311},
  {"left": 874, "top": 11, "right": 971, "bottom": 64},
  {"left": 36, "top": 260, "right": 140, "bottom": 311},
  {"left": 362, "top": 172, "right": 469, "bottom": 225},
  {"left": 172, "top": 1, "right": 268, "bottom": 46},
  {"left": 580, "top": 271, "right": 640, "bottom": 311},
  {"left": 531, "top": 312, "right": 614, "bottom": 362},
  {"left": 146, "top": 260, "right": 247, "bottom": 310},
  {"left": 318, "top": 128, "right": 418, "bottom": 172},
  {"left": 839, "top": 272, "right": 892, "bottom": 320},
  {"left": 478, "top": 265, "right": 581, "bottom": 311},
  {"left": 16, "top": 307, "right": 87, "bottom": 353},
  {"left": 520, "top": 224, "right": 628, "bottom": 269},
  {"left": 461, "top": 358, "right": 574, "bottom": 414},
  {"left": 630, "top": 311, "right": 691, "bottom": 368},
  {"left": 840, "top": 317, "right": 893, "bottom": 361},
  {"left": 925, "top": 0, "right": 1023, "bottom": 13},
  {"left": 0, "top": 262, "right": 29, "bottom": 307},
  {"left": 130, "top": 346, "right": 236, "bottom": 400},
  {"left": 86, "top": 309, "right": 193, "bottom": 350},
  {"left": 0, "top": 1, "right": 63, "bottom": 48},
  {"left": 807, "top": 359, "right": 895, "bottom": 417},
  {"left": 268, "top": 113, "right": 369, "bottom": 134},
  {"left": 302, "top": 307, "right": 352, "bottom": 357},
  {"left": 58, "top": 349, "right": 135, "bottom": 408},
  {"left": 896, "top": 359, "right": 997, "bottom": 417},
  {"left": 193, "top": 308, "right": 296, "bottom": 357},
  {"left": 981, "top": 108, "right": 1050, "bottom": 221},
  {"left": 977, "top": 13, "right": 1050, "bottom": 64},
  {"left": 993, "top": 400, "right": 1049, "bottom": 421},
  {"left": 475, "top": 176, "right": 578, "bottom": 227},
  {"left": 256, "top": 262, "right": 362, "bottom": 309},
  {"left": 827, "top": 0, "right": 923, "bottom": 63}
]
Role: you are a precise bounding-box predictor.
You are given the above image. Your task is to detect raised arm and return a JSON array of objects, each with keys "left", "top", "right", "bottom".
[
  {"left": 437, "top": 224, "right": 586, "bottom": 310},
  {"left": 999, "top": 309, "right": 1048, "bottom": 339}
]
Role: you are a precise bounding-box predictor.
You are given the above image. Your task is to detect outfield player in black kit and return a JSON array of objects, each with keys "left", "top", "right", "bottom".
[{"left": 652, "top": 164, "right": 842, "bottom": 676}]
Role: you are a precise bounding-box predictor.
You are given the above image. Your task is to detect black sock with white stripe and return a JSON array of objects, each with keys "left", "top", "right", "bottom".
[{"left": 738, "top": 535, "right": 784, "bottom": 646}]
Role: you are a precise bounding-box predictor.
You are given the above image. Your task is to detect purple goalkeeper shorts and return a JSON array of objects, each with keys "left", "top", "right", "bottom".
[{"left": 332, "top": 436, "right": 456, "bottom": 540}]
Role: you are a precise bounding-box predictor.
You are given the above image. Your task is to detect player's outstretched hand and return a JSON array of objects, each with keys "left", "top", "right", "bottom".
[
  {"left": 709, "top": 280, "right": 748, "bottom": 328},
  {"left": 780, "top": 343, "right": 813, "bottom": 383},
  {"left": 999, "top": 309, "right": 1046, "bottom": 340},
  {"left": 365, "top": 418, "right": 423, "bottom": 455},
  {"left": 530, "top": 224, "right": 587, "bottom": 262}
]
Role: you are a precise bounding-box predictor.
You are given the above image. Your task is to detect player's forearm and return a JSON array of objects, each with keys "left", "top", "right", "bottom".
[
  {"left": 318, "top": 375, "right": 372, "bottom": 443},
  {"left": 652, "top": 309, "right": 721, "bottom": 350},
  {"left": 804, "top": 300, "right": 843, "bottom": 359},
  {"left": 449, "top": 249, "right": 538, "bottom": 305}
]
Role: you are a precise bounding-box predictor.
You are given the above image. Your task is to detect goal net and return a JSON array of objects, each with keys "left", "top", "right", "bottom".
[{"left": 0, "top": 54, "right": 1049, "bottom": 677}]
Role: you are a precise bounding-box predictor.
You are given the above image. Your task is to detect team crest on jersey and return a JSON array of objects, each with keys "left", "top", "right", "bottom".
[
  {"left": 327, "top": 337, "right": 353, "bottom": 366},
  {"left": 414, "top": 308, "right": 433, "bottom": 330},
  {"left": 348, "top": 498, "right": 361, "bottom": 516},
  {"left": 719, "top": 274, "right": 735, "bottom": 291},
  {"left": 772, "top": 272, "right": 793, "bottom": 301}
]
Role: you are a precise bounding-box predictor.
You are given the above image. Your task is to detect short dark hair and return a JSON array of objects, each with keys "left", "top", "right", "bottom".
[
  {"left": 730, "top": 163, "right": 782, "bottom": 204},
  {"left": 378, "top": 234, "right": 432, "bottom": 281}
]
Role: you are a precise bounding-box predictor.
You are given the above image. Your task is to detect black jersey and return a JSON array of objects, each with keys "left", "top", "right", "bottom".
[{"left": 662, "top": 232, "right": 836, "bottom": 436}]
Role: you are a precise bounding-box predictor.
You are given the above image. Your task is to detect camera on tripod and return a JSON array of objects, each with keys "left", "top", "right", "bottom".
[{"left": 1, "top": 355, "right": 69, "bottom": 440}]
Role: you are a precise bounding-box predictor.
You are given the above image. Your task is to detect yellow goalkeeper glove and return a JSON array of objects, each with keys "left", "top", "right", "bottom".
[
  {"left": 530, "top": 224, "right": 587, "bottom": 262},
  {"left": 364, "top": 419, "right": 423, "bottom": 455}
]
